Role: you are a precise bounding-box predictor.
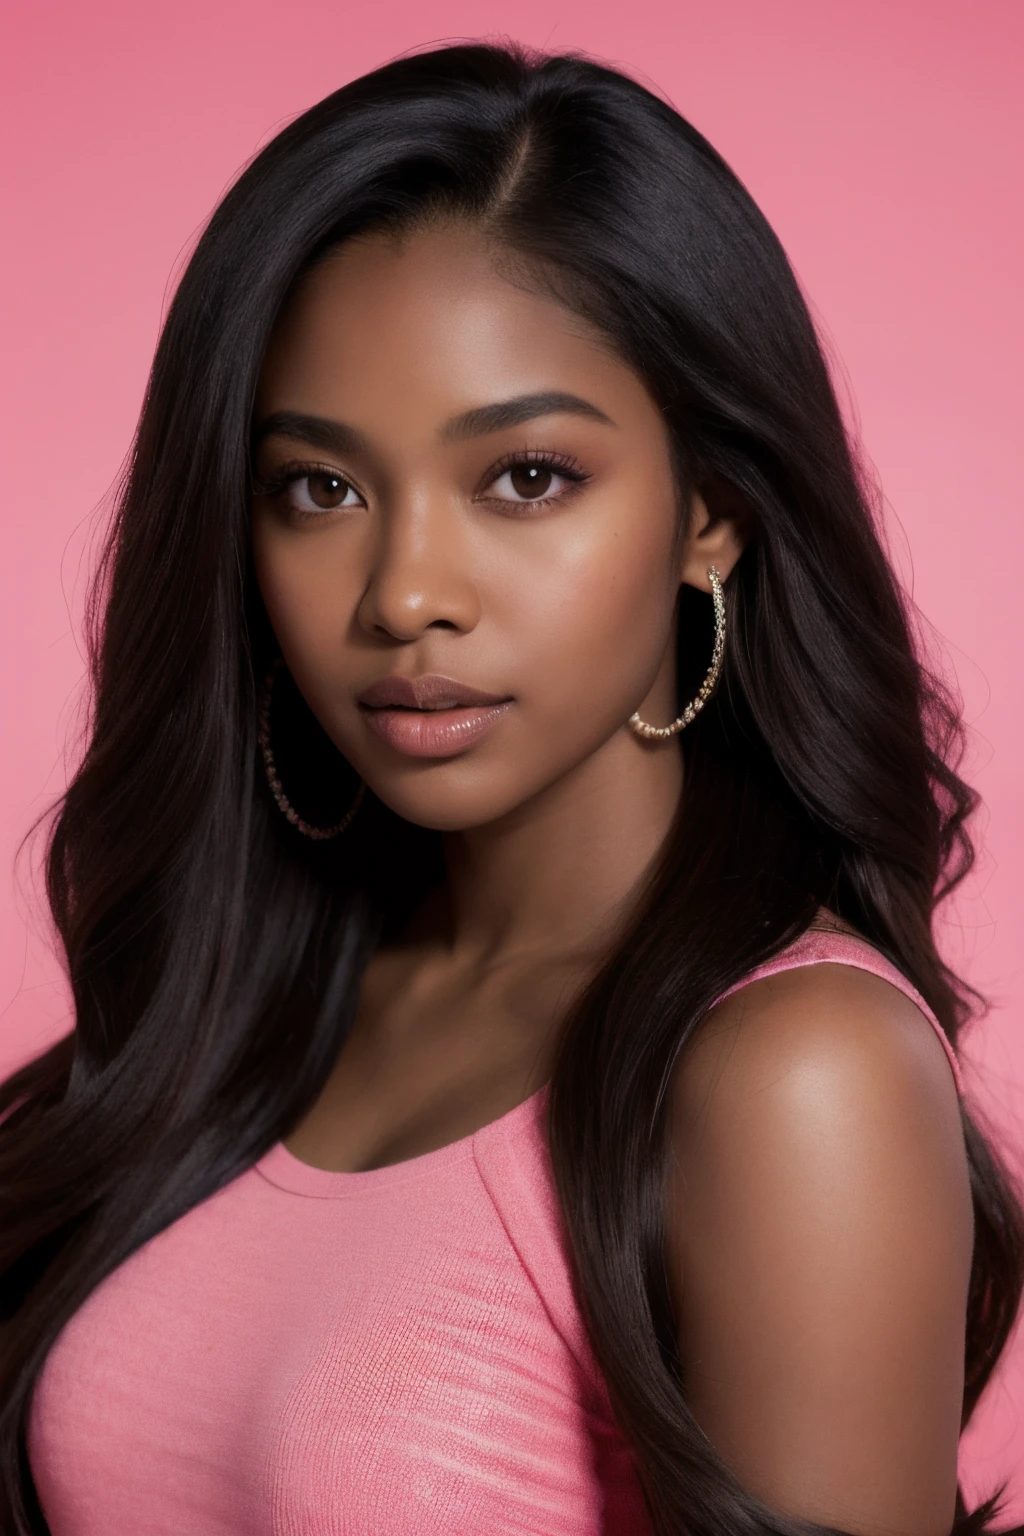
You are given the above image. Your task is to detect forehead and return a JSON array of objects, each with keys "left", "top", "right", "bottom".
[{"left": 257, "top": 222, "right": 655, "bottom": 430}]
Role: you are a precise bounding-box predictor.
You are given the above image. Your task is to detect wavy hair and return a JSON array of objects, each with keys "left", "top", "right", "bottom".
[{"left": 1, "top": 39, "right": 1021, "bottom": 1535}]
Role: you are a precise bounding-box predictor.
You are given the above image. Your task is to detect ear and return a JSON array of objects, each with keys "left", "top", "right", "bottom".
[{"left": 679, "top": 477, "right": 751, "bottom": 592}]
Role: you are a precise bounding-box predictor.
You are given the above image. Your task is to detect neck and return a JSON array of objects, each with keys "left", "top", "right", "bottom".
[{"left": 438, "top": 728, "right": 684, "bottom": 968}]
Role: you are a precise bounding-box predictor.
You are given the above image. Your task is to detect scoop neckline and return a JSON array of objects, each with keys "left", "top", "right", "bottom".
[{"left": 254, "top": 1079, "right": 550, "bottom": 1198}]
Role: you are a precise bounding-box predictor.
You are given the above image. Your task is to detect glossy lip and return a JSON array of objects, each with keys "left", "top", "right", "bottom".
[{"left": 358, "top": 674, "right": 514, "bottom": 759}]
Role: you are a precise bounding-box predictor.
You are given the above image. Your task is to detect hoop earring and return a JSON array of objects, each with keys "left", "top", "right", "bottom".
[
  {"left": 257, "top": 659, "right": 366, "bottom": 840},
  {"left": 629, "top": 565, "right": 727, "bottom": 741}
]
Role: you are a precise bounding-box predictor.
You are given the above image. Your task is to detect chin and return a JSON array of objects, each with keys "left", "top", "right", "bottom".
[{"left": 364, "top": 767, "right": 544, "bottom": 833}]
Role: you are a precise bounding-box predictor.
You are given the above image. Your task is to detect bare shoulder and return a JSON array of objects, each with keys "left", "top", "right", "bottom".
[
  {"left": 664, "top": 959, "right": 974, "bottom": 1531},
  {"left": 670, "top": 960, "right": 964, "bottom": 1166},
  {"left": 666, "top": 959, "right": 971, "bottom": 1267}
]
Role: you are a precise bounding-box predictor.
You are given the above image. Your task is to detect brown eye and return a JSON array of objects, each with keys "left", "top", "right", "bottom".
[
  {"left": 278, "top": 468, "right": 363, "bottom": 516},
  {"left": 480, "top": 452, "right": 588, "bottom": 511},
  {"left": 306, "top": 471, "right": 351, "bottom": 508},
  {"left": 508, "top": 462, "right": 553, "bottom": 499}
]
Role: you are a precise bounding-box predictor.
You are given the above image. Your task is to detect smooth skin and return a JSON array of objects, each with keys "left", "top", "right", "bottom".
[{"left": 250, "top": 221, "right": 972, "bottom": 1535}]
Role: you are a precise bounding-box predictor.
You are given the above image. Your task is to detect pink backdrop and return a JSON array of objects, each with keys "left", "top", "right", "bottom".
[{"left": 2, "top": 0, "right": 1022, "bottom": 1507}]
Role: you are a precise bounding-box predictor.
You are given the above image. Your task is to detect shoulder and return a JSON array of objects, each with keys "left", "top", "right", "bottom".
[
  {"left": 669, "top": 958, "right": 964, "bottom": 1172},
  {"left": 666, "top": 958, "right": 976, "bottom": 1523},
  {"left": 663, "top": 958, "right": 974, "bottom": 1525},
  {"left": 666, "top": 961, "right": 972, "bottom": 1264}
]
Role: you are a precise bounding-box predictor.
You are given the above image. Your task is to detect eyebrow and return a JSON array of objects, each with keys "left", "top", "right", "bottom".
[
  {"left": 439, "top": 390, "right": 616, "bottom": 442},
  {"left": 253, "top": 390, "right": 617, "bottom": 458}
]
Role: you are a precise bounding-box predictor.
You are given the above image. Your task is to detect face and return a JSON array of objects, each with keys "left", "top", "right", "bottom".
[{"left": 251, "top": 221, "right": 741, "bottom": 832}]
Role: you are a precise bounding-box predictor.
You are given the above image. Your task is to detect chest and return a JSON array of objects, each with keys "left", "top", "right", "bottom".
[{"left": 28, "top": 1152, "right": 645, "bottom": 1536}]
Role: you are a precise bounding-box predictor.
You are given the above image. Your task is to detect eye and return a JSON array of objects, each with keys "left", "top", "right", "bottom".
[
  {"left": 483, "top": 451, "right": 589, "bottom": 509},
  {"left": 255, "top": 461, "right": 365, "bottom": 520},
  {"left": 286, "top": 469, "right": 363, "bottom": 514}
]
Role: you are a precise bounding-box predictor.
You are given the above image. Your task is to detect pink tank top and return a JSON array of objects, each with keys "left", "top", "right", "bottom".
[{"left": 27, "top": 929, "right": 963, "bottom": 1534}]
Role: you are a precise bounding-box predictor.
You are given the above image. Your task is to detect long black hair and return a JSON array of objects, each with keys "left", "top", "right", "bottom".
[{"left": 1, "top": 39, "right": 1021, "bottom": 1535}]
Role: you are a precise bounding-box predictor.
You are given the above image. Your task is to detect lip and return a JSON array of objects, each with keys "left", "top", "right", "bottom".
[
  {"left": 357, "top": 673, "right": 514, "bottom": 759},
  {"left": 358, "top": 674, "right": 510, "bottom": 710}
]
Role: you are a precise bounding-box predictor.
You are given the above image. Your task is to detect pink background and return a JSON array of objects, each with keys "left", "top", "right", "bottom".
[{"left": 2, "top": 0, "right": 1022, "bottom": 1507}]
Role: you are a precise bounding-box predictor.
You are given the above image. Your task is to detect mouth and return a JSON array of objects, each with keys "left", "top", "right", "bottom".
[{"left": 357, "top": 674, "right": 514, "bottom": 759}]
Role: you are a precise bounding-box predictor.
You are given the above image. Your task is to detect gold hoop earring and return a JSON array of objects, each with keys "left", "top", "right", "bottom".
[
  {"left": 257, "top": 659, "right": 366, "bottom": 840},
  {"left": 629, "top": 565, "right": 727, "bottom": 741}
]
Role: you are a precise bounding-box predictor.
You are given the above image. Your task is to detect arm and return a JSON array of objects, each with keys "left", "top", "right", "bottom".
[{"left": 664, "top": 961, "right": 974, "bottom": 1536}]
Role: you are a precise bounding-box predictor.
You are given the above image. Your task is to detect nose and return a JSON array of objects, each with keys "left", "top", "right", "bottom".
[{"left": 355, "top": 491, "right": 481, "bottom": 642}]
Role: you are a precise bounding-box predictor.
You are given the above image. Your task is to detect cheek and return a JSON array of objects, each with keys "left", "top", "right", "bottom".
[
  {"left": 251, "top": 517, "right": 362, "bottom": 666},
  {"left": 493, "top": 503, "right": 679, "bottom": 706}
]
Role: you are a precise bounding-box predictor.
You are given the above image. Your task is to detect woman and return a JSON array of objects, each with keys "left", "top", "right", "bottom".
[{"left": 1, "top": 38, "right": 1020, "bottom": 1536}]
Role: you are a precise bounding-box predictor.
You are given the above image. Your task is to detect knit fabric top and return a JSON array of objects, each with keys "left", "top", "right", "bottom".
[{"left": 28, "top": 929, "right": 963, "bottom": 1535}]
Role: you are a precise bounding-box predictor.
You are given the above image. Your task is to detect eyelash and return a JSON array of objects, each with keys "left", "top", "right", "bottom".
[
  {"left": 253, "top": 448, "right": 591, "bottom": 519},
  {"left": 253, "top": 461, "right": 361, "bottom": 517},
  {"left": 481, "top": 447, "right": 591, "bottom": 509}
]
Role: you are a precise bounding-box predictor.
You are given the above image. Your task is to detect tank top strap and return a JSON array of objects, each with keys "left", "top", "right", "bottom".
[
  {"left": 472, "top": 1097, "right": 655, "bottom": 1523},
  {"left": 715, "top": 926, "right": 965, "bottom": 1096},
  {"left": 472, "top": 1087, "right": 617, "bottom": 1422}
]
